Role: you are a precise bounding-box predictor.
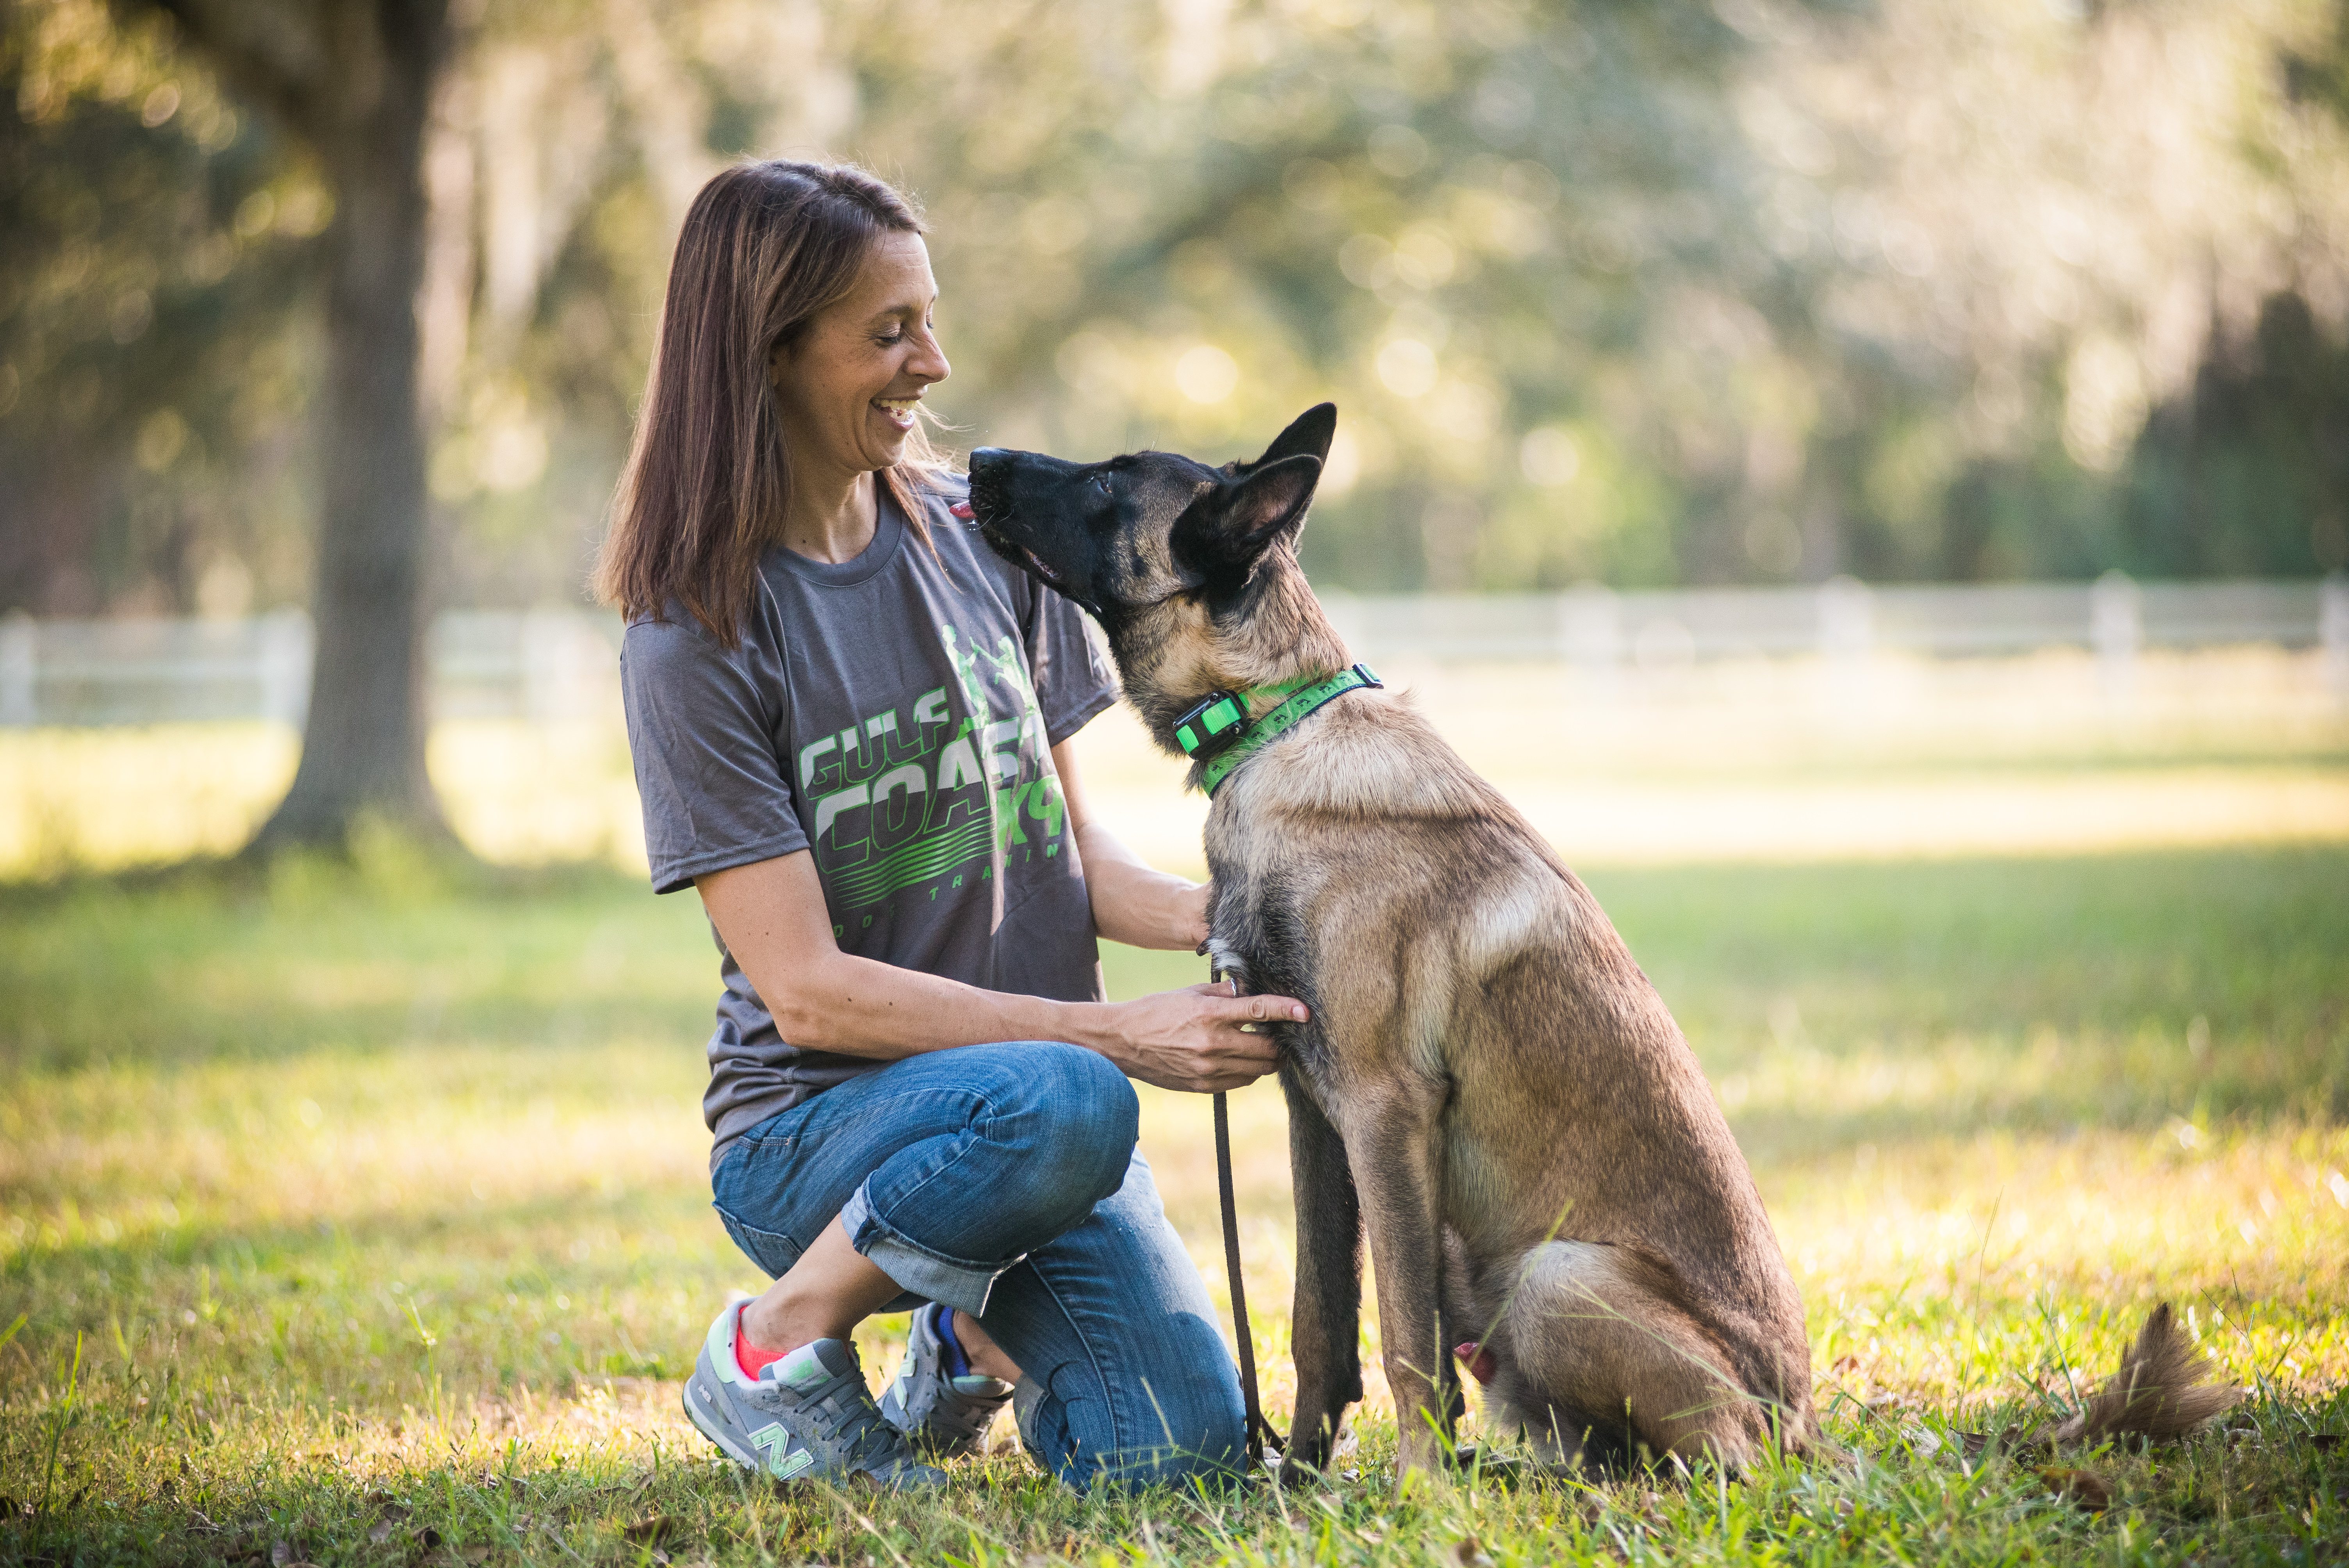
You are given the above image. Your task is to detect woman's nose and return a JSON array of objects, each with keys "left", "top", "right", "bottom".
[{"left": 911, "top": 331, "right": 951, "bottom": 386}]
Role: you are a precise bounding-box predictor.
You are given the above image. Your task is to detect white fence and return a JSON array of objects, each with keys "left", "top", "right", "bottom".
[{"left": 2, "top": 574, "right": 2344, "bottom": 728}]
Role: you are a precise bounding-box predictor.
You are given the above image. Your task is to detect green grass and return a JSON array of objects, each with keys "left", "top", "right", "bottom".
[{"left": 2, "top": 843, "right": 2345, "bottom": 1564}]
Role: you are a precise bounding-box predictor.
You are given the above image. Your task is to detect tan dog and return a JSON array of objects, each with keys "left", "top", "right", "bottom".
[{"left": 968, "top": 404, "right": 1818, "bottom": 1486}]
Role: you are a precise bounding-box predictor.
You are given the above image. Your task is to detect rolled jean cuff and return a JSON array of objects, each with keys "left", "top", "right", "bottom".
[{"left": 840, "top": 1179, "right": 1016, "bottom": 1317}]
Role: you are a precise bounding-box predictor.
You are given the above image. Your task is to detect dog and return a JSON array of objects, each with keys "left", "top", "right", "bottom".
[
  {"left": 966, "top": 403, "right": 1817, "bottom": 1486},
  {"left": 963, "top": 406, "right": 2237, "bottom": 1488}
]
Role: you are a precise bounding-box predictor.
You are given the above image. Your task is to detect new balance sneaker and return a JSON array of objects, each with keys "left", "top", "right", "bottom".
[
  {"left": 682, "top": 1303, "right": 945, "bottom": 1490},
  {"left": 880, "top": 1302, "right": 1015, "bottom": 1458}
]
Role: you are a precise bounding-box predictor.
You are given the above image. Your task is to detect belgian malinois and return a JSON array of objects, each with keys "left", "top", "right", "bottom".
[
  {"left": 966, "top": 404, "right": 1816, "bottom": 1485},
  {"left": 963, "top": 406, "right": 2236, "bottom": 1488}
]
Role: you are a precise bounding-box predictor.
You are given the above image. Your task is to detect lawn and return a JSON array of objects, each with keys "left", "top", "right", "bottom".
[{"left": 2, "top": 841, "right": 2345, "bottom": 1564}]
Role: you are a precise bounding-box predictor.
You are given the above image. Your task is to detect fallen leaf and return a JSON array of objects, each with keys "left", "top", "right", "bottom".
[
  {"left": 1831, "top": 1355, "right": 1862, "bottom": 1374},
  {"left": 1454, "top": 1535, "right": 1495, "bottom": 1568},
  {"left": 2039, "top": 1467, "right": 2113, "bottom": 1513},
  {"left": 366, "top": 1521, "right": 395, "bottom": 1545},
  {"left": 623, "top": 1516, "right": 681, "bottom": 1546},
  {"left": 1903, "top": 1425, "right": 1943, "bottom": 1458},
  {"left": 2305, "top": 1434, "right": 2342, "bottom": 1451}
]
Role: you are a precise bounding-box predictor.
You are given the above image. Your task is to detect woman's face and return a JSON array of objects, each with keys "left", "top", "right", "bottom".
[{"left": 771, "top": 230, "right": 950, "bottom": 486}]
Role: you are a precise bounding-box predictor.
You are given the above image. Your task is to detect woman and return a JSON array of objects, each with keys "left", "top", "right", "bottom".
[{"left": 597, "top": 160, "right": 1308, "bottom": 1491}]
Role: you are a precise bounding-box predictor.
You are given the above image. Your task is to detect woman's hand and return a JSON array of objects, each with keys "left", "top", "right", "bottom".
[{"left": 1094, "top": 981, "right": 1306, "bottom": 1094}]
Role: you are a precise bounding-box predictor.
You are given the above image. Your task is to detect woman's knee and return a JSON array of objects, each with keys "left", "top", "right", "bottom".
[
  {"left": 1012, "top": 1042, "right": 1139, "bottom": 1196},
  {"left": 1018, "top": 1365, "right": 1245, "bottom": 1493}
]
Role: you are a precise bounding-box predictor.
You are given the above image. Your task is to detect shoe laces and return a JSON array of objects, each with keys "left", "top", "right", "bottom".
[{"left": 813, "top": 1373, "right": 919, "bottom": 1472}]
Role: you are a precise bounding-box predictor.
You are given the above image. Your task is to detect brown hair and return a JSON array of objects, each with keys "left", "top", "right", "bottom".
[{"left": 594, "top": 160, "right": 945, "bottom": 644}]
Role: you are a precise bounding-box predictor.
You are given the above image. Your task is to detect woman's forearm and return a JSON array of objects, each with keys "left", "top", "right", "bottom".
[
  {"left": 1074, "top": 820, "right": 1207, "bottom": 951},
  {"left": 696, "top": 850, "right": 1296, "bottom": 1094},
  {"left": 699, "top": 852, "right": 1090, "bottom": 1060},
  {"left": 1050, "top": 737, "right": 1208, "bottom": 952},
  {"left": 769, "top": 945, "right": 1101, "bottom": 1060}
]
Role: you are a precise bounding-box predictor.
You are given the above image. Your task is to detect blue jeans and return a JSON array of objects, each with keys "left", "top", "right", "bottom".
[{"left": 709, "top": 1041, "right": 1246, "bottom": 1489}]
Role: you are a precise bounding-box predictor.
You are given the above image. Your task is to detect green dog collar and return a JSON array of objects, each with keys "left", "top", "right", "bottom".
[{"left": 1194, "top": 663, "right": 1383, "bottom": 797}]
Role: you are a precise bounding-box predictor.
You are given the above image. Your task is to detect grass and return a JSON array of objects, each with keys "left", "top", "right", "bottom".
[{"left": 1, "top": 842, "right": 2345, "bottom": 1564}]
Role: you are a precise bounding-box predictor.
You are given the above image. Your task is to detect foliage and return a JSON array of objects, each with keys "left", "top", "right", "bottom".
[
  {"left": 5, "top": 0, "right": 2349, "bottom": 615},
  {"left": 0, "top": 845, "right": 2345, "bottom": 1561},
  {"left": 0, "top": 0, "right": 322, "bottom": 617}
]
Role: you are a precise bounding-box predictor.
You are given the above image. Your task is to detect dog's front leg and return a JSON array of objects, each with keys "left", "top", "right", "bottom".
[
  {"left": 1279, "top": 1063, "right": 1361, "bottom": 1483},
  {"left": 1344, "top": 1081, "right": 1455, "bottom": 1491}
]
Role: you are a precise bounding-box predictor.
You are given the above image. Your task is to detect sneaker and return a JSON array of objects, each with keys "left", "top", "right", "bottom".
[
  {"left": 880, "top": 1303, "right": 1015, "bottom": 1458},
  {"left": 682, "top": 1303, "right": 945, "bottom": 1489}
]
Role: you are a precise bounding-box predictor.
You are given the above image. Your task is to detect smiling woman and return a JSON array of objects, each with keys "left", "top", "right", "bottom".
[
  {"left": 587, "top": 161, "right": 1307, "bottom": 1497},
  {"left": 764, "top": 228, "right": 951, "bottom": 563}
]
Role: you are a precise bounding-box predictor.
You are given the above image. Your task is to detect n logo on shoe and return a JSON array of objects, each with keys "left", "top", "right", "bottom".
[{"left": 750, "top": 1424, "right": 814, "bottom": 1480}]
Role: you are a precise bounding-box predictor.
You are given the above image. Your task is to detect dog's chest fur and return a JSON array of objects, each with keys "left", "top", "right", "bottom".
[{"left": 1194, "top": 697, "right": 1550, "bottom": 1116}]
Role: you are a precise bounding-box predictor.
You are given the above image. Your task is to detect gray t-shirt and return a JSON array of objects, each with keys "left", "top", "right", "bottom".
[{"left": 620, "top": 477, "right": 1119, "bottom": 1167}]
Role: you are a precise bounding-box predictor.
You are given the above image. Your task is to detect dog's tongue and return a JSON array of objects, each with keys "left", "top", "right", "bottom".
[
  {"left": 1455, "top": 1341, "right": 1497, "bottom": 1384},
  {"left": 948, "top": 500, "right": 974, "bottom": 520}
]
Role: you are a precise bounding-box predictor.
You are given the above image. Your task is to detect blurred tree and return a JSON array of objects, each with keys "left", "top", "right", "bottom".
[
  {"left": 6, "top": 0, "right": 2347, "bottom": 755},
  {"left": 0, "top": 0, "right": 320, "bottom": 619},
  {"left": 132, "top": 0, "right": 450, "bottom": 850},
  {"left": 2123, "top": 293, "right": 2349, "bottom": 577}
]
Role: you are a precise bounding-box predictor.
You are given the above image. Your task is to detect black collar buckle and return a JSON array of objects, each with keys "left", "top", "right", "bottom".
[{"left": 1172, "top": 690, "right": 1249, "bottom": 760}]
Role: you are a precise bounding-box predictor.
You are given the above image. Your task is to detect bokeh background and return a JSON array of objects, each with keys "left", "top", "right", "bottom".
[
  {"left": 1, "top": 0, "right": 2346, "bottom": 1556},
  {"left": 6, "top": 0, "right": 2349, "bottom": 619}
]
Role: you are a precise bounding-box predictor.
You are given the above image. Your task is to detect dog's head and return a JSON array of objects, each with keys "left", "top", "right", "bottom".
[
  {"left": 965, "top": 404, "right": 1350, "bottom": 744},
  {"left": 965, "top": 403, "right": 1336, "bottom": 624}
]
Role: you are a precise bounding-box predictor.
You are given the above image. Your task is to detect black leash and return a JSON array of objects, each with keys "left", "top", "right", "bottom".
[
  {"left": 1213, "top": 1089, "right": 1276, "bottom": 1466},
  {"left": 1211, "top": 967, "right": 1282, "bottom": 1468}
]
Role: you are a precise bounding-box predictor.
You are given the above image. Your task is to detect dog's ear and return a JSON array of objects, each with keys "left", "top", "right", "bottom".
[
  {"left": 1226, "top": 403, "right": 1337, "bottom": 477},
  {"left": 1173, "top": 453, "right": 1322, "bottom": 581}
]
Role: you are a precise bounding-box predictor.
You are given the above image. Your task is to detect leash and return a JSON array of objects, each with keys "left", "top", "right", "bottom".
[
  {"left": 1211, "top": 964, "right": 1283, "bottom": 1469},
  {"left": 1213, "top": 1088, "right": 1280, "bottom": 1467}
]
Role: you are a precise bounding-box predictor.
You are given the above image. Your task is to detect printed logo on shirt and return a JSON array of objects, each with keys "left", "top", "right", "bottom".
[{"left": 798, "top": 624, "right": 1069, "bottom": 923}]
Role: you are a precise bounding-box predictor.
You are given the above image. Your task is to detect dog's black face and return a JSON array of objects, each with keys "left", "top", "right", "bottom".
[{"left": 965, "top": 403, "right": 1337, "bottom": 631}]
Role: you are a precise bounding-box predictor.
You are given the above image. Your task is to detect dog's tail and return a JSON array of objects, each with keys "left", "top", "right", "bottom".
[{"left": 2050, "top": 1303, "right": 2240, "bottom": 1447}]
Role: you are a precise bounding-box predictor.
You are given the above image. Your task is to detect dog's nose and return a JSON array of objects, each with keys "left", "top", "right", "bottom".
[{"left": 968, "top": 447, "right": 1007, "bottom": 474}]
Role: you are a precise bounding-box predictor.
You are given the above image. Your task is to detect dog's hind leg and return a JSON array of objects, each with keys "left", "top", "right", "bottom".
[
  {"left": 1279, "top": 1065, "right": 1364, "bottom": 1483},
  {"left": 1500, "top": 1241, "right": 1773, "bottom": 1475}
]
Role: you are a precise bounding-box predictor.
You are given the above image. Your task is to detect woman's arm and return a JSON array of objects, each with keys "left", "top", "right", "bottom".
[
  {"left": 1051, "top": 738, "right": 1208, "bottom": 952},
  {"left": 696, "top": 851, "right": 1299, "bottom": 1094}
]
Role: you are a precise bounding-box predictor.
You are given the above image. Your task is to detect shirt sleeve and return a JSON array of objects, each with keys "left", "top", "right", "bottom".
[
  {"left": 620, "top": 612, "right": 809, "bottom": 895},
  {"left": 1025, "top": 585, "right": 1119, "bottom": 746}
]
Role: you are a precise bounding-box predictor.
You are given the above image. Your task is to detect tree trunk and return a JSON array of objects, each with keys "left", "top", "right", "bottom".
[
  {"left": 254, "top": 63, "right": 445, "bottom": 850},
  {"left": 146, "top": 0, "right": 454, "bottom": 853}
]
